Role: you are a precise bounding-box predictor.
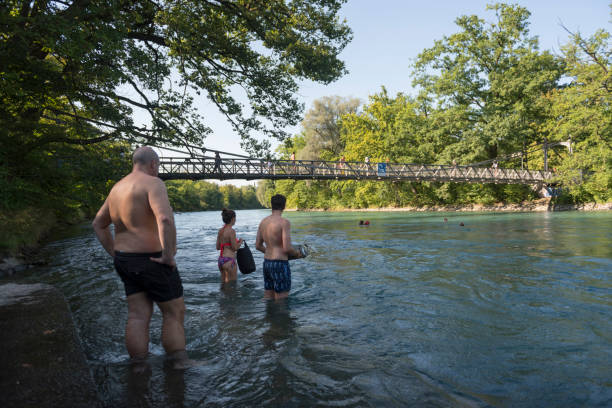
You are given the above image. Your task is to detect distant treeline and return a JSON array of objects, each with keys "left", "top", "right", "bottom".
[{"left": 166, "top": 180, "right": 263, "bottom": 212}]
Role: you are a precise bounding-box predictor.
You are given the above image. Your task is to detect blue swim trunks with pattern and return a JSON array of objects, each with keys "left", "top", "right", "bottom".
[{"left": 263, "top": 259, "right": 291, "bottom": 293}]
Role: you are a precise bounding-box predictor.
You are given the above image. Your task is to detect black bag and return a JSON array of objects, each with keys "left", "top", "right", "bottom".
[{"left": 236, "top": 242, "right": 256, "bottom": 274}]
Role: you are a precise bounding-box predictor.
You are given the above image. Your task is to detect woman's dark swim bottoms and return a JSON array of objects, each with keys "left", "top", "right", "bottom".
[
  {"left": 263, "top": 259, "right": 291, "bottom": 293},
  {"left": 114, "top": 251, "right": 183, "bottom": 302}
]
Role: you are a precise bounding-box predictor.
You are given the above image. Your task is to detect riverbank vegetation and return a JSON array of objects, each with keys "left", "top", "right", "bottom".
[
  {"left": 0, "top": 141, "right": 132, "bottom": 255},
  {"left": 1, "top": 0, "right": 351, "bottom": 255},
  {"left": 259, "top": 4, "right": 611, "bottom": 209},
  {"left": 2, "top": 2, "right": 610, "bottom": 253}
]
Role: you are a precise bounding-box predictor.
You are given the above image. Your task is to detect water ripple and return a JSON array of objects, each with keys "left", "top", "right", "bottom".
[{"left": 10, "top": 210, "right": 612, "bottom": 407}]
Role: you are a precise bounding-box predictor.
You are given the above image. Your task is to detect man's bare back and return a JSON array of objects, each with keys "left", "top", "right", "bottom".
[
  {"left": 255, "top": 194, "right": 302, "bottom": 300},
  {"left": 256, "top": 214, "right": 294, "bottom": 260},
  {"left": 93, "top": 155, "right": 176, "bottom": 264},
  {"left": 108, "top": 171, "right": 165, "bottom": 253}
]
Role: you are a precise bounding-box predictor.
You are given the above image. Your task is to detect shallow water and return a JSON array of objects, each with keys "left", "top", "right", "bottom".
[{"left": 13, "top": 210, "right": 612, "bottom": 407}]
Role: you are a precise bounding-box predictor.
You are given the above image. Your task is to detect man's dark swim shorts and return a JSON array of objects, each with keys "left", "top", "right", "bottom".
[
  {"left": 114, "top": 251, "right": 183, "bottom": 302},
  {"left": 263, "top": 259, "right": 291, "bottom": 293}
]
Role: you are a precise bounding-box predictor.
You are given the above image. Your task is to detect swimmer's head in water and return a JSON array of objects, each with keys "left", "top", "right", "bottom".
[{"left": 271, "top": 194, "right": 286, "bottom": 211}]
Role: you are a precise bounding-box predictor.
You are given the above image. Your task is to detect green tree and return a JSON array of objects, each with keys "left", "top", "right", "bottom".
[
  {"left": 167, "top": 180, "right": 262, "bottom": 211},
  {"left": 341, "top": 88, "right": 433, "bottom": 163},
  {"left": 260, "top": 3, "right": 610, "bottom": 209},
  {"left": 0, "top": 0, "right": 351, "bottom": 249},
  {"left": 256, "top": 179, "right": 274, "bottom": 207},
  {"left": 412, "top": 3, "right": 564, "bottom": 165},
  {"left": 298, "top": 95, "right": 360, "bottom": 160},
  {"left": 543, "top": 24, "right": 611, "bottom": 202},
  {"left": 2, "top": 0, "right": 352, "bottom": 157}
]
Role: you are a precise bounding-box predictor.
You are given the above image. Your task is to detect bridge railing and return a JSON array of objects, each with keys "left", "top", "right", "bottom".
[{"left": 158, "top": 157, "right": 554, "bottom": 184}]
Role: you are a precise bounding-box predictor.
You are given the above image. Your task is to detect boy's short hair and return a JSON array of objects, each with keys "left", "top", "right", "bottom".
[{"left": 271, "top": 194, "right": 286, "bottom": 211}]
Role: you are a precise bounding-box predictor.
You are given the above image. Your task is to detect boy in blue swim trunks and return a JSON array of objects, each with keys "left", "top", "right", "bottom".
[{"left": 255, "top": 194, "right": 304, "bottom": 300}]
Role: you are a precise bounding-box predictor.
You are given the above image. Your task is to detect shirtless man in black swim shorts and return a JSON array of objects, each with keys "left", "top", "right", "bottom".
[
  {"left": 255, "top": 194, "right": 304, "bottom": 300},
  {"left": 92, "top": 146, "right": 191, "bottom": 369}
]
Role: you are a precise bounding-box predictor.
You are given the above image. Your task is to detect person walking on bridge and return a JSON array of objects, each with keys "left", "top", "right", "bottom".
[
  {"left": 290, "top": 151, "right": 296, "bottom": 173},
  {"left": 213, "top": 151, "right": 222, "bottom": 175},
  {"left": 92, "top": 146, "right": 192, "bottom": 370}
]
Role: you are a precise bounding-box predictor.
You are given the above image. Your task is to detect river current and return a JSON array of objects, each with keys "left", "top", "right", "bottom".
[{"left": 14, "top": 210, "right": 612, "bottom": 407}]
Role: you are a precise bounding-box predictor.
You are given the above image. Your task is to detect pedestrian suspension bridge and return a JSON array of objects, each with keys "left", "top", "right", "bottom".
[{"left": 156, "top": 141, "right": 567, "bottom": 185}]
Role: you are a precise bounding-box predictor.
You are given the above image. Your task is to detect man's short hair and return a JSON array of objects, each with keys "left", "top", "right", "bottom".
[
  {"left": 271, "top": 194, "right": 286, "bottom": 211},
  {"left": 132, "top": 146, "right": 159, "bottom": 165}
]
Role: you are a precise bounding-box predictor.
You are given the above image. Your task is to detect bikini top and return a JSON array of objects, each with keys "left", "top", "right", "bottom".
[{"left": 219, "top": 225, "right": 239, "bottom": 256}]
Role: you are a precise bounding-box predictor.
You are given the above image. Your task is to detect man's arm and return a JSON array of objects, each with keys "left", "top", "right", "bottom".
[
  {"left": 282, "top": 220, "right": 300, "bottom": 258},
  {"left": 92, "top": 198, "right": 114, "bottom": 257},
  {"left": 255, "top": 223, "right": 266, "bottom": 253},
  {"left": 148, "top": 179, "right": 176, "bottom": 266}
]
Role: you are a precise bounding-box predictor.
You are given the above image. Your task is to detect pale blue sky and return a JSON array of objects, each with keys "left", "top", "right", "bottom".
[{"left": 153, "top": 1, "right": 610, "bottom": 184}]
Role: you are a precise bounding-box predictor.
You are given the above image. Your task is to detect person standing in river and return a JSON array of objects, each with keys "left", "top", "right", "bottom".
[
  {"left": 92, "top": 146, "right": 192, "bottom": 369},
  {"left": 255, "top": 194, "right": 304, "bottom": 300},
  {"left": 216, "top": 208, "right": 244, "bottom": 283}
]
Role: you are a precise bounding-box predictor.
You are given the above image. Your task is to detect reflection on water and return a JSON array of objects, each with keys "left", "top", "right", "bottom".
[
  {"left": 9, "top": 210, "right": 612, "bottom": 407},
  {"left": 121, "top": 360, "right": 187, "bottom": 408},
  {"left": 262, "top": 299, "right": 296, "bottom": 350}
]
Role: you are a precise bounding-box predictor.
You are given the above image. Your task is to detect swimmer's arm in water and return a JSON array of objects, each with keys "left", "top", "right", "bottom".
[
  {"left": 92, "top": 197, "right": 115, "bottom": 257},
  {"left": 255, "top": 224, "right": 265, "bottom": 253},
  {"left": 282, "top": 220, "right": 302, "bottom": 259},
  {"left": 148, "top": 179, "right": 176, "bottom": 266}
]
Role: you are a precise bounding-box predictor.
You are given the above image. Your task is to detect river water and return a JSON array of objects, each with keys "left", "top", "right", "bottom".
[{"left": 14, "top": 210, "right": 612, "bottom": 407}]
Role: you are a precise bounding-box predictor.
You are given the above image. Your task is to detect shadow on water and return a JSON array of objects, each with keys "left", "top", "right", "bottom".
[{"left": 121, "top": 359, "right": 187, "bottom": 408}]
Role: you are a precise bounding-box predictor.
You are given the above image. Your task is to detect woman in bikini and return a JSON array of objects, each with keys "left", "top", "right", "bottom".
[{"left": 216, "top": 208, "right": 244, "bottom": 283}]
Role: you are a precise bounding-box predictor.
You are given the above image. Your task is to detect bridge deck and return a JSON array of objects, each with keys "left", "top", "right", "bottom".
[{"left": 158, "top": 157, "right": 554, "bottom": 184}]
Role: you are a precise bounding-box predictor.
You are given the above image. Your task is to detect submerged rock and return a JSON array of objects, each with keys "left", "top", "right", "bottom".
[{"left": 0, "top": 283, "right": 100, "bottom": 407}]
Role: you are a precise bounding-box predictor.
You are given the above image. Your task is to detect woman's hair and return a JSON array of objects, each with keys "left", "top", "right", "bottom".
[{"left": 221, "top": 208, "right": 236, "bottom": 224}]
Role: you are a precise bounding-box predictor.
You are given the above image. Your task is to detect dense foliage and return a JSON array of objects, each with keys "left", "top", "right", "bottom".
[
  {"left": 166, "top": 181, "right": 262, "bottom": 212},
  {"left": 0, "top": 0, "right": 351, "bottom": 253},
  {"left": 260, "top": 4, "right": 611, "bottom": 209},
  {"left": 1, "top": 0, "right": 351, "bottom": 154},
  {"left": 543, "top": 26, "right": 612, "bottom": 202}
]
